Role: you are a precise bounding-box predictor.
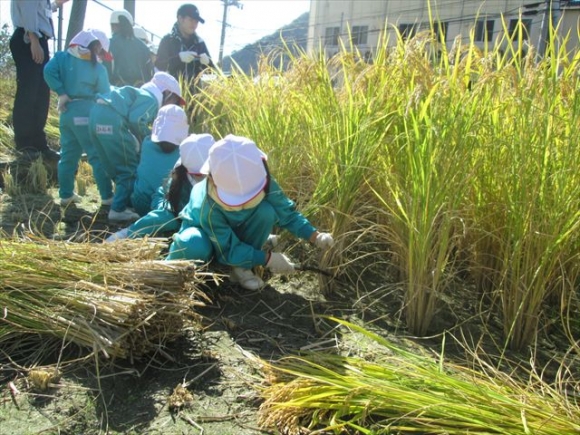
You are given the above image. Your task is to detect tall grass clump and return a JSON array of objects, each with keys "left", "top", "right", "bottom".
[
  {"left": 194, "top": 18, "right": 580, "bottom": 349},
  {"left": 257, "top": 318, "right": 580, "bottom": 435},
  {"left": 364, "top": 30, "right": 479, "bottom": 336},
  {"left": 200, "top": 44, "right": 398, "bottom": 291},
  {"left": 463, "top": 21, "right": 580, "bottom": 350}
]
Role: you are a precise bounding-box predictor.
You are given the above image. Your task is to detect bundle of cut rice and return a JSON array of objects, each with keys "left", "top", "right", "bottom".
[{"left": 0, "top": 237, "right": 218, "bottom": 361}]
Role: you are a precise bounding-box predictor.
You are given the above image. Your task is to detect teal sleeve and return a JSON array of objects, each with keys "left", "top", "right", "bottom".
[
  {"left": 96, "top": 64, "right": 111, "bottom": 95},
  {"left": 267, "top": 178, "right": 317, "bottom": 241},
  {"left": 43, "top": 54, "right": 66, "bottom": 96},
  {"left": 129, "top": 97, "right": 157, "bottom": 141}
]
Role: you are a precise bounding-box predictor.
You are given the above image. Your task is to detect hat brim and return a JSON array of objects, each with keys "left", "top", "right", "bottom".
[
  {"left": 199, "top": 157, "right": 210, "bottom": 174},
  {"left": 216, "top": 177, "right": 267, "bottom": 207}
]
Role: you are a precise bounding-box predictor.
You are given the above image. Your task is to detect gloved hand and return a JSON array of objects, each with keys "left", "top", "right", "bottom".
[
  {"left": 314, "top": 232, "right": 334, "bottom": 250},
  {"left": 57, "top": 94, "right": 71, "bottom": 113},
  {"left": 199, "top": 53, "right": 210, "bottom": 66},
  {"left": 179, "top": 51, "right": 197, "bottom": 64},
  {"left": 266, "top": 252, "right": 295, "bottom": 274}
]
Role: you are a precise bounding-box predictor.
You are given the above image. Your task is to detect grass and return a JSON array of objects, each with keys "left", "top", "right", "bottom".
[
  {"left": 193, "top": 18, "right": 580, "bottom": 352},
  {"left": 257, "top": 318, "right": 580, "bottom": 435}
]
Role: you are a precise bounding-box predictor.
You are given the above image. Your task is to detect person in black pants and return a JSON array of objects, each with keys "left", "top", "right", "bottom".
[{"left": 9, "top": 0, "right": 69, "bottom": 161}]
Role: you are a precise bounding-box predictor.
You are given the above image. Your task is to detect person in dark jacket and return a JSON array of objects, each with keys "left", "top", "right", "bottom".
[
  {"left": 106, "top": 9, "right": 153, "bottom": 87},
  {"left": 155, "top": 3, "right": 214, "bottom": 90}
]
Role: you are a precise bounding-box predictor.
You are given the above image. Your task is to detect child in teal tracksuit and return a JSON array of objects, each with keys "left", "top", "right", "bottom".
[
  {"left": 166, "top": 134, "right": 335, "bottom": 290},
  {"left": 105, "top": 133, "right": 215, "bottom": 242},
  {"left": 89, "top": 71, "right": 185, "bottom": 222},
  {"left": 130, "top": 104, "right": 189, "bottom": 216},
  {"left": 43, "top": 29, "right": 113, "bottom": 206}
]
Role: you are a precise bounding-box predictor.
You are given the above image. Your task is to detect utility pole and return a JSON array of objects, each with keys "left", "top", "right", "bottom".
[
  {"left": 124, "top": 0, "right": 136, "bottom": 21},
  {"left": 218, "top": 0, "right": 243, "bottom": 65}
]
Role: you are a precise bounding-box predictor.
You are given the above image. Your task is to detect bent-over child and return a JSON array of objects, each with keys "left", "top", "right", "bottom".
[
  {"left": 105, "top": 133, "right": 214, "bottom": 242},
  {"left": 89, "top": 71, "right": 185, "bottom": 222},
  {"left": 166, "top": 134, "right": 335, "bottom": 290}
]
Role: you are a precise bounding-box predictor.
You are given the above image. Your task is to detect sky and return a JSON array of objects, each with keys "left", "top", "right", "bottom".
[{"left": 0, "top": 0, "right": 311, "bottom": 58}]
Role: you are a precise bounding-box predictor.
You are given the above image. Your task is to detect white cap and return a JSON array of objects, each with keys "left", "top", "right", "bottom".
[
  {"left": 69, "top": 30, "right": 99, "bottom": 48},
  {"left": 176, "top": 134, "right": 215, "bottom": 174},
  {"left": 86, "top": 28, "right": 110, "bottom": 53},
  {"left": 69, "top": 29, "right": 111, "bottom": 60},
  {"left": 133, "top": 26, "right": 149, "bottom": 43},
  {"left": 151, "top": 71, "right": 185, "bottom": 105},
  {"left": 110, "top": 10, "right": 134, "bottom": 25},
  {"left": 200, "top": 134, "right": 268, "bottom": 206},
  {"left": 151, "top": 105, "right": 189, "bottom": 145}
]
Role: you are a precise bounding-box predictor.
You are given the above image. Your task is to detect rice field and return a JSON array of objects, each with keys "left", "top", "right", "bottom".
[{"left": 1, "top": 16, "right": 580, "bottom": 434}]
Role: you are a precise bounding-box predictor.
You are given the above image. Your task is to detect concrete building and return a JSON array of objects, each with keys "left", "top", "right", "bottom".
[{"left": 307, "top": 1, "right": 580, "bottom": 59}]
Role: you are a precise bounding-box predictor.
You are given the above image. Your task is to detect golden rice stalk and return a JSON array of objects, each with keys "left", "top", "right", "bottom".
[
  {"left": 75, "top": 161, "right": 94, "bottom": 196},
  {"left": 257, "top": 319, "right": 580, "bottom": 435},
  {"left": 2, "top": 167, "right": 20, "bottom": 196},
  {"left": 27, "top": 157, "right": 48, "bottom": 194},
  {"left": 0, "top": 237, "right": 218, "bottom": 361}
]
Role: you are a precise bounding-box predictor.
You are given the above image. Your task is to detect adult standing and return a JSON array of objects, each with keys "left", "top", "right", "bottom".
[
  {"left": 9, "top": 0, "right": 70, "bottom": 161},
  {"left": 106, "top": 10, "right": 153, "bottom": 87},
  {"left": 155, "top": 3, "right": 214, "bottom": 89}
]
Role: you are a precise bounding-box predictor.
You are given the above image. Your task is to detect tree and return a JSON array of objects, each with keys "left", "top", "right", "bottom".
[{"left": 65, "top": 0, "right": 88, "bottom": 47}]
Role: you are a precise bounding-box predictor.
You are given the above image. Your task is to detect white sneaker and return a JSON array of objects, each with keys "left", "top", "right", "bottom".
[
  {"left": 108, "top": 208, "right": 140, "bottom": 222},
  {"left": 230, "top": 267, "right": 264, "bottom": 290},
  {"left": 104, "top": 227, "right": 129, "bottom": 243},
  {"left": 263, "top": 234, "right": 279, "bottom": 250},
  {"left": 101, "top": 197, "right": 113, "bottom": 206},
  {"left": 60, "top": 193, "right": 82, "bottom": 206}
]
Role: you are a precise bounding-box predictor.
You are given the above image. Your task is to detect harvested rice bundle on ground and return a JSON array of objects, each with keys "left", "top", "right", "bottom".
[
  {"left": 0, "top": 237, "right": 218, "bottom": 362},
  {"left": 257, "top": 319, "right": 580, "bottom": 435}
]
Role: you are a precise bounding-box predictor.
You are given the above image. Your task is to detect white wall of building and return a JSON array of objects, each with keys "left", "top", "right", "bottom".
[{"left": 307, "top": 1, "right": 580, "bottom": 59}]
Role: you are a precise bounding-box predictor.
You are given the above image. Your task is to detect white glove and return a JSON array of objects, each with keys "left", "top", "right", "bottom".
[
  {"left": 199, "top": 53, "right": 210, "bottom": 66},
  {"left": 104, "top": 227, "right": 129, "bottom": 243},
  {"left": 314, "top": 232, "right": 334, "bottom": 250},
  {"left": 266, "top": 252, "right": 295, "bottom": 274},
  {"left": 57, "top": 94, "right": 71, "bottom": 113},
  {"left": 179, "top": 51, "right": 197, "bottom": 64}
]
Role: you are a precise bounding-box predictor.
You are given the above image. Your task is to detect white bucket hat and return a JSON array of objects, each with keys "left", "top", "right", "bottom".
[
  {"left": 176, "top": 134, "right": 215, "bottom": 174},
  {"left": 200, "top": 134, "right": 268, "bottom": 206},
  {"left": 133, "top": 26, "right": 149, "bottom": 43},
  {"left": 87, "top": 28, "right": 110, "bottom": 53},
  {"left": 69, "top": 29, "right": 112, "bottom": 61},
  {"left": 151, "top": 105, "right": 189, "bottom": 145},
  {"left": 151, "top": 72, "right": 185, "bottom": 105},
  {"left": 110, "top": 9, "right": 134, "bottom": 25}
]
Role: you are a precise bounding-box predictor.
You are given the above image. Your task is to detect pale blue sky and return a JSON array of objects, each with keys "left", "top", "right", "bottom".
[{"left": 0, "top": 0, "right": 311, "bottom": 57}]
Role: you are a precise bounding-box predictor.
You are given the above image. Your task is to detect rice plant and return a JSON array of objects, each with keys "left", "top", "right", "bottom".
[
  {"left": 170, "top": 16, "right": 580, "bottom": 350},
  {"left": 463, "top": 24, "right": 580, "bottom": 350},
  {"left": 76, "top": 160, "right": 94, "bottom": 196},
  {"left": 257, "top": 318, "right": 580, "bottom": 435}
]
